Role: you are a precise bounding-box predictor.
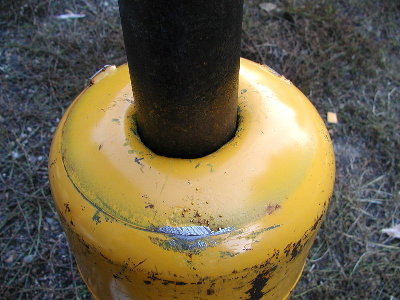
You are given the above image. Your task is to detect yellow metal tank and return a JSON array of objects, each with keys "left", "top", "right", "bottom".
[{"left": 49, "top": 58, "right": 335, "bottom": 299}]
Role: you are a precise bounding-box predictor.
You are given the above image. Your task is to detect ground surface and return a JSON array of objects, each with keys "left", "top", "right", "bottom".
[{"left": 1, "top": 0, "right": 399, "bottom": 299}]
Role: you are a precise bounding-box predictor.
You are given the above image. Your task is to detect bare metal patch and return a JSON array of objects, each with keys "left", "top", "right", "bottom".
[
  {"left": 151, "top": 226, "right": 234, "bottom": 253},
  {"left": 157, "top": 225, "right": 233, "bottom": 240}
]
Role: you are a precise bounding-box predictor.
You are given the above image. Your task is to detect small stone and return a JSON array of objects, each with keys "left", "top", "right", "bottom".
[
  {"left": 11, "top": 151, "right": 21, "bottom": 159},
  {"left": 45, "top": 217, "right": 57, "bottom": 225},
  {"left": 5, "top": 254, "right": 15, "bottom": 264},
  {"left": 23, "top": 254, "right": 35, "bottom": 264}
]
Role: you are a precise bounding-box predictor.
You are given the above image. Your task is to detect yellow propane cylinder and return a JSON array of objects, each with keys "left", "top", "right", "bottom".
[{"left": 48, "top": 58, "right": 335, "bottom": 299}]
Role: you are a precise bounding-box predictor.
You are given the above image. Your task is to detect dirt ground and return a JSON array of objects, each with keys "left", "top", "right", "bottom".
[{"left": 1, "top": 0, "right": 399, "bottom": 299}]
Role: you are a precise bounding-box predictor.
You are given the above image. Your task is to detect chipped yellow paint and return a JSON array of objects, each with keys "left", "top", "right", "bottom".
[{"left": 49, "top": 58, "right": 335, "bottom": 299}]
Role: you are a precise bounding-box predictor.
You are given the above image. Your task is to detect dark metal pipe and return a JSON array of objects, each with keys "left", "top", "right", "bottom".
[{"left": 119, "top": 0, "right": 243, "bottom": 158}]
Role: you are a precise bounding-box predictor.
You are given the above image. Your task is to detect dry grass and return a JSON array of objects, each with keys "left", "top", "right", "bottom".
[{"left": 1, "top": 0, "right": 399, "bottom": 299}]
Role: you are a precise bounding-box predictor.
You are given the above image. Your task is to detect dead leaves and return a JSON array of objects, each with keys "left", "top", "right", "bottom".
[
  {"left": 259, "top": 3, "right": 279, "bottom": 13},
  {"left": 382, "top": 224, "right": 400, "bottom": 239}
]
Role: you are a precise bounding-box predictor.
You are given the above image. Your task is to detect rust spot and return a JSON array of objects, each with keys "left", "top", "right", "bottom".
[
  {"left": 64, "top": 203, "right": 71, "bottom": 213},
  {"left": 145, "top": 203, "right": 154, "bottom": 209},
  {"left": 99, "top": 251, "right": 116, "bottom": 265},
  {"left": 272, "top": 249, "right": 280, "bottom": 258},
  {"left": 129, "top": 258, "right": 147, "bottom": 272},
  {"left": 84, "top": 242, "right": 89, "bottom": 250},
  {"left": 113, "top": 263, "right": 128, "bottom": 280},
  {"left": 49, "top": 158, "right": 57, "bottom": 167},
  {"left": 207, "top": 289, "right": 215, "bottom": 295},
  {"left": 284, "top": 243, "right": 292, "bottom": 257},
  {"left": 265, "top": 204, "right": 281, "bottom": 215},
  {"left": 284, "top": 236, "right": 313, "bottom": 262},
  {"left": 281, "top": 211, "right": 326, "bottom": 262},
  {"left": 290, "top": 240, "right": 302, "bottom": 259},
  {"left": 146, "top": 273, "right": 189, "bottom": 286},
  {"left": 311, "top": 213, "right": 324, "bottom": 231},
  {"left": 245, "top": 266, "right": 277, "bottom": 300}
]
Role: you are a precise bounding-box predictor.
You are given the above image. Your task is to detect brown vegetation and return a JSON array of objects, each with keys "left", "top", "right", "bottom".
[{"left": 1, "top": 0, "right": 399, "bottom": 299}]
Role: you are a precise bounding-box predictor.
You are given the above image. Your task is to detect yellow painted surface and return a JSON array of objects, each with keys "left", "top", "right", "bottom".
[{"left": 49, "top": 58, "right": 335, "bottom": 299}]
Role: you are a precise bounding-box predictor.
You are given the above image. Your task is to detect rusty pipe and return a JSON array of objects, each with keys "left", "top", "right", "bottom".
[{"left": 119, "top": 0, "right": 243, "bottom": 158}]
